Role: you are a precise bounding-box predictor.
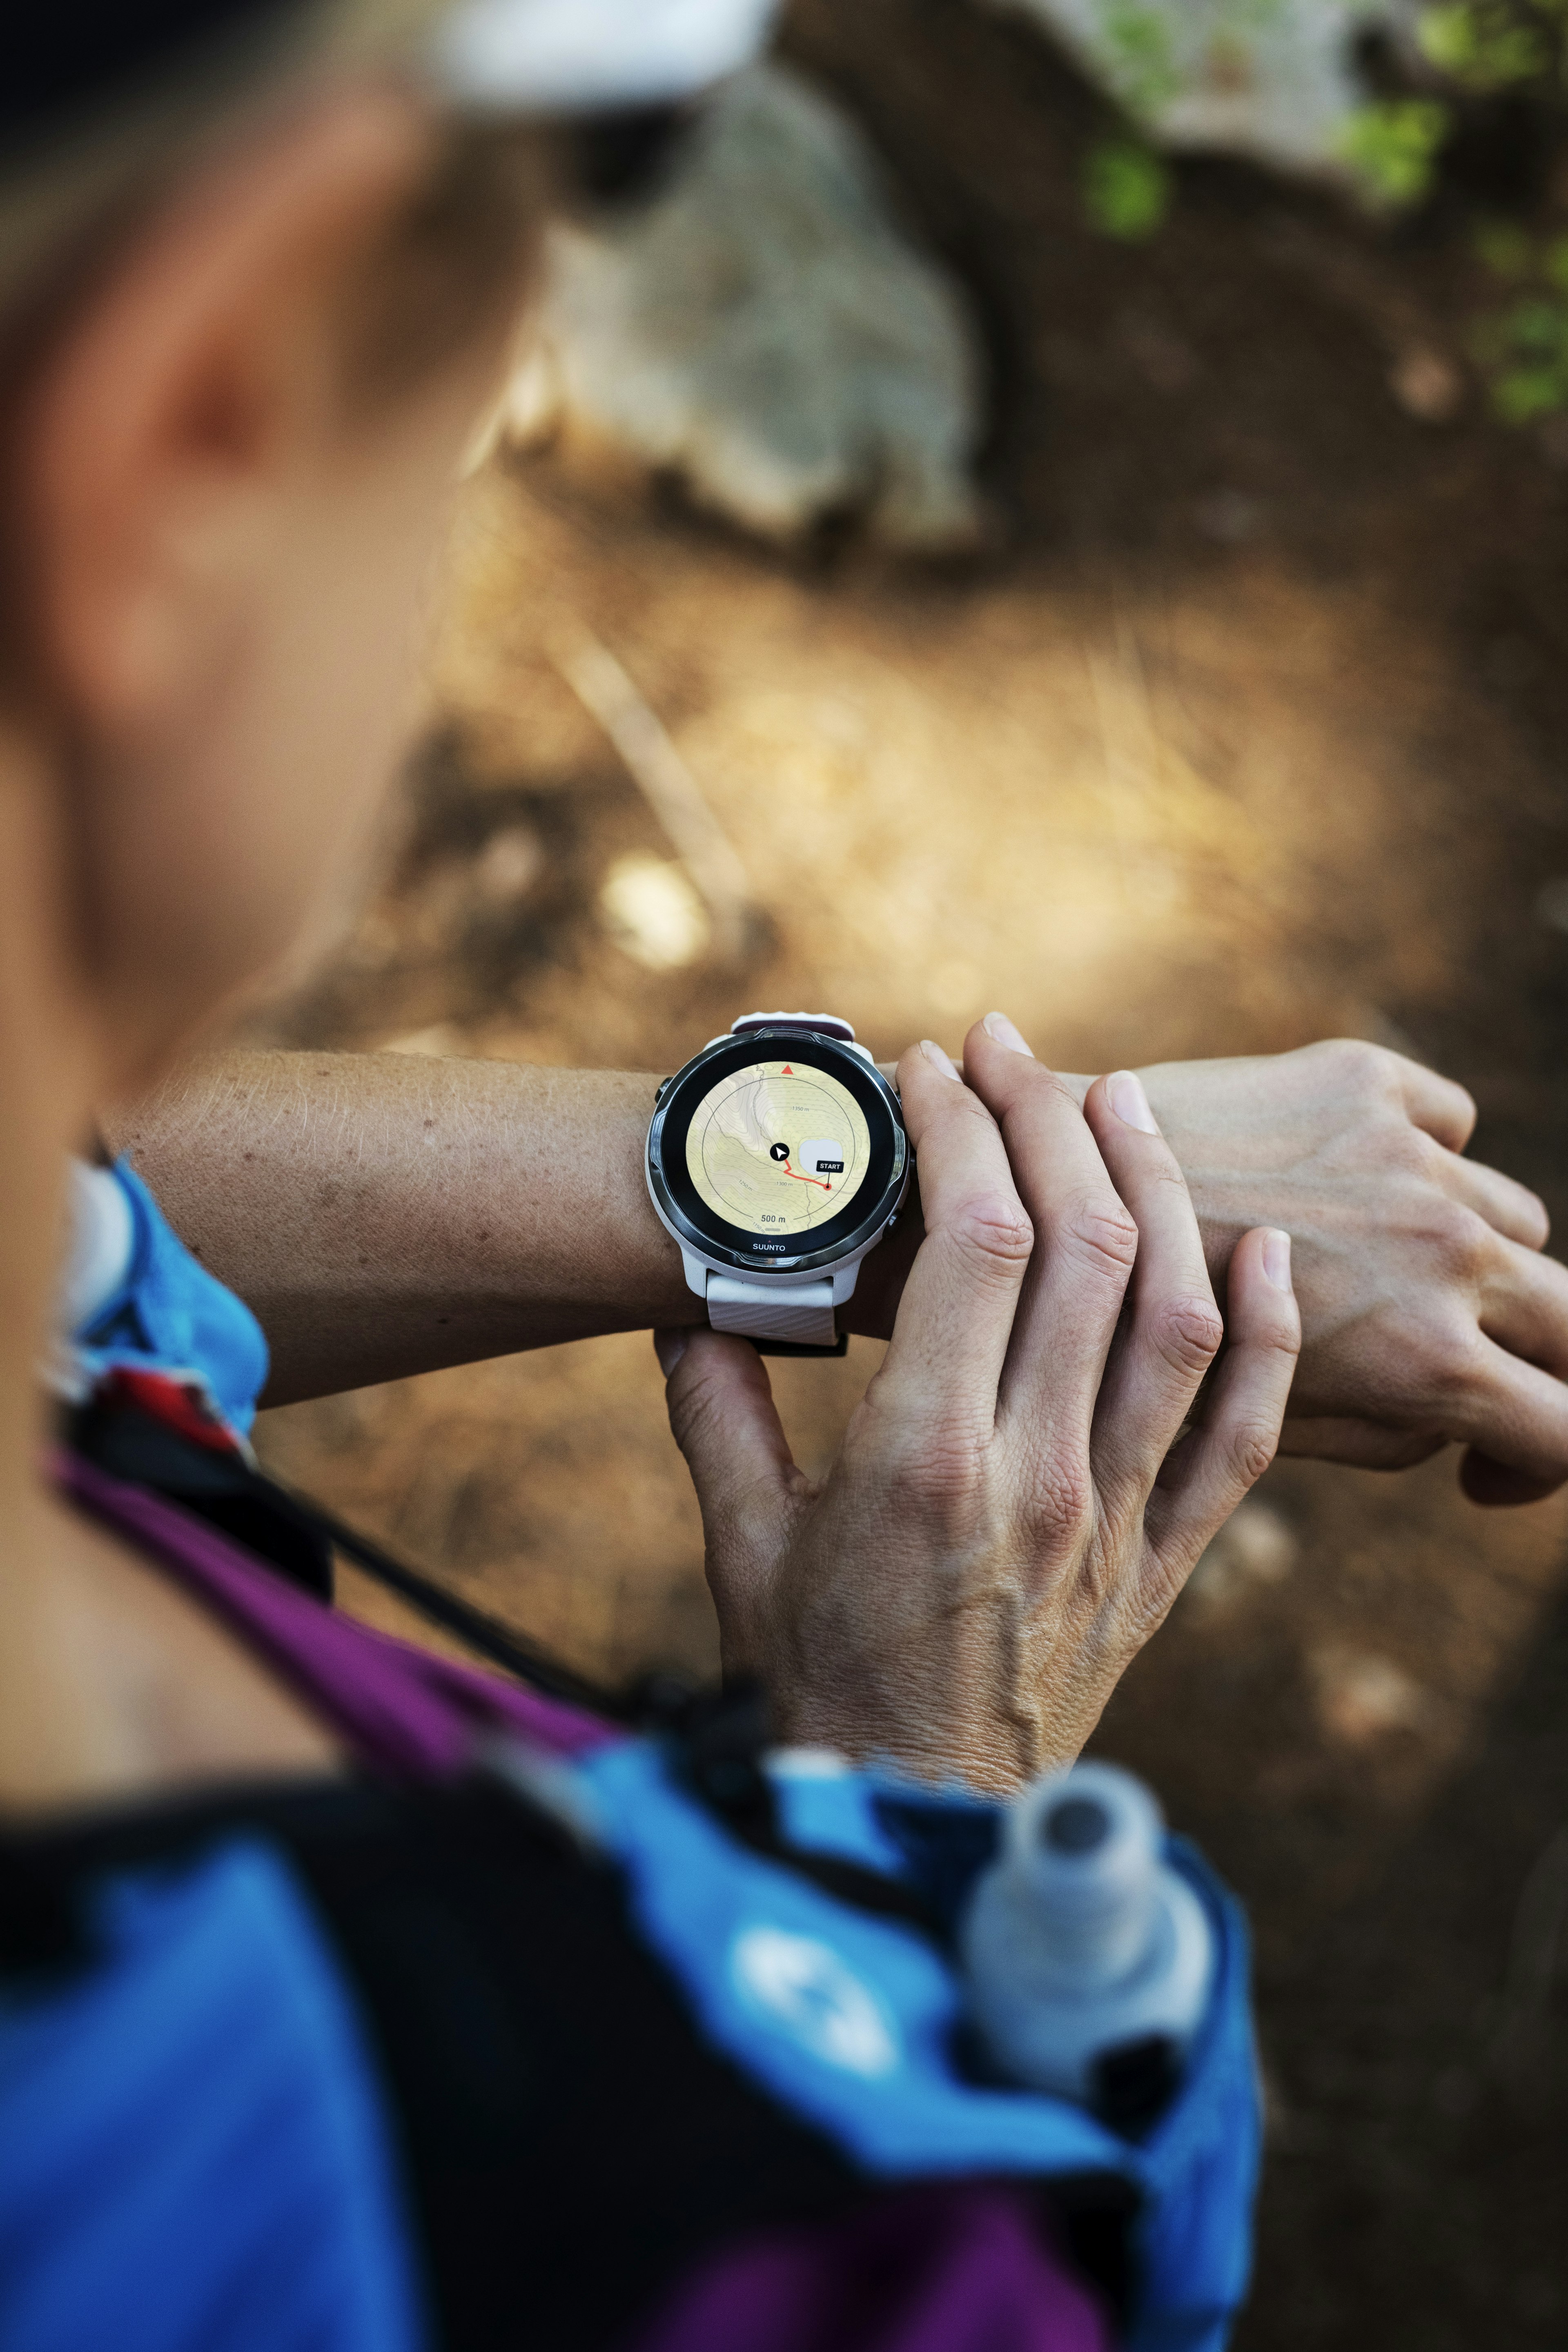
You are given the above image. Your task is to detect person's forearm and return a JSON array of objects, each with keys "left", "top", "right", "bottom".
[
  {"left": 108, "top": 1051, "right": 714, "bottom": 1405},
  {"left": 110, "top": 1036, "right": 1568, "bottom": 1503},
  {"left": 97, "top": 1052, "right": 1143, "bottom": 1409}
]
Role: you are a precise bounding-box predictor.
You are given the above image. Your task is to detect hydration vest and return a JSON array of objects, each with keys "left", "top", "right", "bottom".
[{"left": 2, "top": 1158, "right": 1264, "bottom": 2352}]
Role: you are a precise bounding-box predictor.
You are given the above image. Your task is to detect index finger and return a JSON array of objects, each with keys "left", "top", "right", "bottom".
[
  {"left": 875, "top": 1040, "right": 1033, "bottom": 1437},
  {"left": 960, "top": 1018, "right": 1140, "bottom": 1451}
]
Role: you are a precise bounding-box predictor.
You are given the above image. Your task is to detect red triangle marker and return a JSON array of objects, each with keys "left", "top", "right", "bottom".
[{"left": 782, "top": 1065, "right": 792, "bottom": 1074}]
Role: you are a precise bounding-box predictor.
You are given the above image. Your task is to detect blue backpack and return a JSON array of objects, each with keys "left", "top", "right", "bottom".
[{"left": 6, "top": 1161, "right": 1263, "bottom": 2352}]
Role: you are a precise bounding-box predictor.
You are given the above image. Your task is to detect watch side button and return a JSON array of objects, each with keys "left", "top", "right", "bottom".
[{"left": 654, "top": 1077, "right": 672, "bottom": 1103}]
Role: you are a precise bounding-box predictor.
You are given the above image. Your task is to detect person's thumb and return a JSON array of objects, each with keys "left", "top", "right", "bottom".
[{"left": 654, "top": 1327, "right": 800, "bottom": 1572}]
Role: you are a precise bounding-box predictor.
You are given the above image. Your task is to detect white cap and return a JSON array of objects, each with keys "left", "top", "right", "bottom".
[
  {"left": 59, "top": 1160, "right": 136, "bottom": 1337},
  {"left": 432, "top": 0, "right": 780, "bottom": 114}
]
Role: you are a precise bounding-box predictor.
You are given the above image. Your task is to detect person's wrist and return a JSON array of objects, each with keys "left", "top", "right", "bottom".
[
  {"left": 765, "top": 1606, "right": 1052, "bottom": 1795},
  {"left": 604, "top": 1071, "right": 707, "bottom": 1327},
  {"left": 778, "top": 1681, "right": 1034, "bottom": 1795}
]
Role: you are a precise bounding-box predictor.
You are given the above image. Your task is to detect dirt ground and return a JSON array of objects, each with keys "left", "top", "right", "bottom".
[{"left": 249, "top": 4, "right": 1568, "bottom": 2343}]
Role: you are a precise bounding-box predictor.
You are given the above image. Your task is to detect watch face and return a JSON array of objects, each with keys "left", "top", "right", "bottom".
[
  {"left": 686, "top": 1059, "right": 871, "bottom": 1238},
  {"left": 650, "top": 1031, "right": 906, "bottom": 1274}
]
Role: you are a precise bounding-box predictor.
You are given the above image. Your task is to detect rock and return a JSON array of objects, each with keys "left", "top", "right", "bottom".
[
  {"left": 1188, "top": 1498, "right": 1297, "bottom": 1606},
  {"left": 494, "top": 63, "right": 986, "bottom": 551},
  {"left": 599, "top": 853, "right": 711, "bottom": 969},
  {"left": 470, "top": 823, "right": 544, "bottom": 906},
  {"left": 1388, "top": 343, "right": 1464, "bottom": 422},
  {"left": 978, "top": 0, "right": 1421, "bottom": 185},
  {"left": 1310, "top": 1646, "right": 1430, "bottom": 1744}
]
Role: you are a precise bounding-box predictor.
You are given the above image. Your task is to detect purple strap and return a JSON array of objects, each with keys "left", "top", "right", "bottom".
[
  {"left": 57, "top": 1453, "right": 619, "bottom": 1775},
  {"left": 628, "top": 2185, "right": 1110, "bottom": 2352},
  {"left": 58, "top": 1460, "right": 1109, "bottom": 2352}
]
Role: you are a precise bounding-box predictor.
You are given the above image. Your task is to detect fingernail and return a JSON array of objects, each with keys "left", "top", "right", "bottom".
[
  {"left": 1262, "top": 1230, "right": 1293, "bottom": 1292},
  {"left": 921, "top": 1040, "right": 962, "bottom": 1081},
  {"left": 654, "top": 1327, "right": 689, "bottom": 1376},
  {"left": 982, "top": 1011, "right": 1033, "bottom": 1056},
  {"left": 1107, "top": 1070, "right": 1159, "bottom": 1134}
]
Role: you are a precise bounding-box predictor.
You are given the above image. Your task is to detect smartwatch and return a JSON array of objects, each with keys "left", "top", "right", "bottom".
[{"left": 646, "top": 1013, "right": 910, "bottom": 1356}]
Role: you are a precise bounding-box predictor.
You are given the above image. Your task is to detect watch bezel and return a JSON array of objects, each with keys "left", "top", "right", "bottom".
[{"left": 647, "top": 1027, "right": 908, "bottom": 1278}]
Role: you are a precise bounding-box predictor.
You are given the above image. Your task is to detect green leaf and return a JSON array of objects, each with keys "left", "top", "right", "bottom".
[
  {"left": 1096, "top": 3, "right": 1182, "bottom": 114},
  {"left": 1082, "top": 139, "right": 1171, "bottom": 241},
  {"left": 1494, "top": 363, "right": 1568, "bottom": 421},
  {"left": 1339, "top": 99, "right": 1450, "bottom": 208},
  {"left": 1417, "top": 2, "right": 1547, "bottom": 88}
]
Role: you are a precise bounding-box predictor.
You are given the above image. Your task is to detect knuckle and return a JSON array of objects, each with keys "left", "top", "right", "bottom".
[
  {"left": 1009, "top": 1432, "right": 1094, "bottom": 1548},
  {"left": 1226, "top": 1418, "right": 1280, "bottom": 1489},
  {"left": 1388, "top": 1124, "right": 1439, "bottom": 1181},
  {"left": 1151, "top": 1293, "right": 1224, "bottom": 1376},
  {"left": 947, "top": 1193, "right": 1035, "bottom": 1283},
  {"left": 1415, "top": 1319, "right": 1488, "bottom": 1408},
  {"left": 1028, "top": 1452, "right": 1094, "bottom": 1540},
  {"left": 664, "top": 1361, "right": 728, "bottom": 1458},
  {"left": 1263, "top": 1311, "right": 1303, "bottom": 1366},
  {"left": 891, "top": 1432, "right": 991, "bottom": 1535},
  {"left": 1058, "top": 1192, "right": 1139, "bottom": 1283},
  {"left": 1426, "top": 1200, "right": 1493, "bottom": 1283},
  {"left": 1323, "top": 1036, "right": 1401, "bottom": 1107}
]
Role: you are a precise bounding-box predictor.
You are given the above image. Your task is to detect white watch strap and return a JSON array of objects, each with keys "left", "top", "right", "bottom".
[
  {"left": 707, "top": 1274, "right": 837, "bottom": 1348},
  {"left": 731, "top": 1011, "right": 856, "bottom": 1043}
]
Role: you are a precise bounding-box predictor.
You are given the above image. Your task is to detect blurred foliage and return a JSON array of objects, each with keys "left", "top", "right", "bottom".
[
  {"left": 1082, "top": 137, "right": 1172, "bottom": 238},
  {"left": 1339, "top": 97, "right": 1452, "bottom": 206},
  {"left": 1075, "top": 0, "right": 1568, "bottom": 399},
  {"left": 1094, "top": 3, "right": 1183, "bottom": 114},
  {"left": 1417, "top": 0, "right": 1568, "bottom": 91},
  {"left": 1471, "top": 223, "right": 1568, "bottom": 416},
  {"left": 1339, "top": 4, "right": 1568, "bottom": 210}
]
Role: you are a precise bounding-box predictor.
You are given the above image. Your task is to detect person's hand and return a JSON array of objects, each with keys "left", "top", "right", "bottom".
[
  {"left": 1128, "top": 1041, "right": 1565, "bottom": 1506},
  {"left": 853, "top": 1036, "right": 1566, "bottom": 1508},
  {"left": 655, "top": 1018, "right": 1301, "bottom": 1793}
]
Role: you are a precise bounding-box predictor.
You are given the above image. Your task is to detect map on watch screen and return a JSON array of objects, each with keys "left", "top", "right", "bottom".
[{"left": 685, "top": 1058, "right": 872, "bottom": 1238}]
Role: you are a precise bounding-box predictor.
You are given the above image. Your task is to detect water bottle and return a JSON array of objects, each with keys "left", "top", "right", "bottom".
[{"left": 959, "top": 1760, "right": 1213, "bottom": 2117}]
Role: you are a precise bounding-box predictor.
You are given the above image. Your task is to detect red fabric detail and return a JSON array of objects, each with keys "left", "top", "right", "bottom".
[{"left": 96, "top": 1367, "right": 244, "bottom": 1457}]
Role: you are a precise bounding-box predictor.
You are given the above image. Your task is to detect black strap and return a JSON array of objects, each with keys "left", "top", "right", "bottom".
[
  {"left": 62, "top": 1403, "right": 941, "bottom": 1932},
  {"left": 64, "top": 1396, "right": 628, "bottom": 1719},
  {"left": 287, "top": 1480, "right": 630, "bottom": 1718},
  {"left": 750, "top": 1332, "right": 850, "bottom": 1359}
]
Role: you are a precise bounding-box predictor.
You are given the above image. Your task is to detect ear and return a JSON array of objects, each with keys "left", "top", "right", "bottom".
[{"left": 21, "top": 85, "right": 433, "bottom": 734}]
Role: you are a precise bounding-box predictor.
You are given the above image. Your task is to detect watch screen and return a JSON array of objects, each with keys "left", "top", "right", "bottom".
[{"left": 684, "top": 1058, "right": 873, "bottom": 1238}]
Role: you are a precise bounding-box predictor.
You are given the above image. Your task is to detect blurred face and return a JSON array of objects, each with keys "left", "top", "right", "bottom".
[
  {"left": 69, "top": 333, "right": 505, "bottom": 1080},
  {"left": 9, "top": 82, "right": 532, "bottom": 1097}
]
